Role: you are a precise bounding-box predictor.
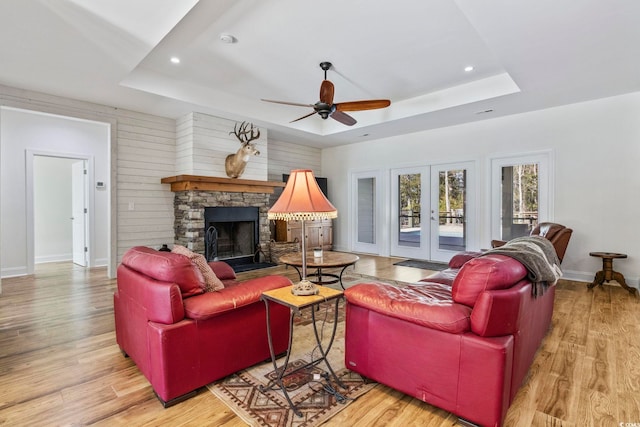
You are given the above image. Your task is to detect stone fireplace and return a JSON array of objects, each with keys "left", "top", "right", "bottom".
[{"left": 162, "top": 175, "right": 285, "bottom": 265}]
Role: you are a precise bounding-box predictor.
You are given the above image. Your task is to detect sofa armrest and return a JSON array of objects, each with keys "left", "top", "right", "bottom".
[
  {"left": 117, "top": 264, "right": 185, "bottom": 324},
  {"left": 470, "top": 281, "right": 528, "bottom": 337}
]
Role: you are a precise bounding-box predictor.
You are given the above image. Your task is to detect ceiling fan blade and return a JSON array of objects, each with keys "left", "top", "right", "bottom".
[
  {"left": 335, "top": 99, "right": 391, "bottom": 112},
  {"left": 290, "top": 111, "right": 317, "bottom": 123},
  {"left": 261, "top": 99, "right": 314, "bottom": 108},
  {"left": 330, "top": 110, "right": 357, "bottom": 126},
  {"left": 319, "top": 80, "right": 334, "bottom": 105}
]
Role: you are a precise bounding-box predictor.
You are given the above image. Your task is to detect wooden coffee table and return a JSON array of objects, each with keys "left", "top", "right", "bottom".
[{"left": 279, "top": 251, "right": 359, "bottom": 290}]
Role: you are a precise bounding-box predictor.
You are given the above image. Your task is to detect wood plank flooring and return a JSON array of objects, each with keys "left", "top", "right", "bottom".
[{"left": 0, "top": 255, "right": 638, "bottom": 426}]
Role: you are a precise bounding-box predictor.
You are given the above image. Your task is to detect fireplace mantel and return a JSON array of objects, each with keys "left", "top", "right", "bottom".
[{"left": 161, "top": 175, "right": 285, "bottom": 194}]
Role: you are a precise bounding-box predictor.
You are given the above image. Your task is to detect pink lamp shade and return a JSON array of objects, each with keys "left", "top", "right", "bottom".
[{"left": 268, "top": 170, "right": 337, "bottom": 220}]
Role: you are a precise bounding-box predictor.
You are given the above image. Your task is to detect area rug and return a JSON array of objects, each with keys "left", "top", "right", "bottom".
[
  {"left": 207, "top": 299, "right": 377, "bottom": 427},
  {"left": 393, "top": 259, "right": 448, "bottom": 271}
]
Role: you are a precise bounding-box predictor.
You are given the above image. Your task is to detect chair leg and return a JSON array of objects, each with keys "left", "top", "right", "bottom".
[{"left": 155, "top": 389, "right": 198, "bottom": 408}]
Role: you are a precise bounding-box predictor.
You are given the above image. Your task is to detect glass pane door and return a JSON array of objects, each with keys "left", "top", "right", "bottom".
[
  {"left": 500, "top": 164, "right": 539, "bottom": 240},
  {"left": 398, "top": 173, "right": 421, "bottom": 248},
  {"left": 391, "top": 167, "right": 429, "bottom": 259},
  {"left": 430, "top": 167, "right": 467, "bottom": 261},
  {"left": 490, "top": 152, "right": 550, "bottom": 243}
]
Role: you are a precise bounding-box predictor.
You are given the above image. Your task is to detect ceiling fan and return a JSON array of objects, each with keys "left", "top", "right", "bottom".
[{"left": 261, "top": 62, "right": 391, "bottom": 126}]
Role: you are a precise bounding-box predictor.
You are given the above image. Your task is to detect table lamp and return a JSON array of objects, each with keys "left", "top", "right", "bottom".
[{"left": 268, "top": 169, "right": 338, "bottom": 295}]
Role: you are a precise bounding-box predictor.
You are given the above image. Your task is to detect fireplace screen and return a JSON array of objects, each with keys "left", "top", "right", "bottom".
[{"left": 204, "top": 207, "right": 259, "bottom": 262}]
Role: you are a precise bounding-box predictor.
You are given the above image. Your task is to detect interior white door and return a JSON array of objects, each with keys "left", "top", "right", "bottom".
[{"left": 71, "top": 160, "right": 87, "bottom": 266}]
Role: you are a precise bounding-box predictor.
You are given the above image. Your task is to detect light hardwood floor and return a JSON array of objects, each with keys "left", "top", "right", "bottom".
[{"left": 0, "top": 255, "right": 638, "bottom": 426}]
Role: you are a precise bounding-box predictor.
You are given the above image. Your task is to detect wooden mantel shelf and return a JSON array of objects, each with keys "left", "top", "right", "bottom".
[{"left": 161, "top": 175, "right": 285, "bottom": 194}]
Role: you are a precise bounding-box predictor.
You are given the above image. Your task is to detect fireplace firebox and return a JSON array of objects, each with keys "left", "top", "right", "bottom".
[{"left": 204, "top": 207, "right": 260, "bottom": 265}]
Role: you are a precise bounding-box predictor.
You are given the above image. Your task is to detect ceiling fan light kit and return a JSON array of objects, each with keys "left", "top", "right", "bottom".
[{"left": 262, "top": 61, "right": 391, "bottom": 126}]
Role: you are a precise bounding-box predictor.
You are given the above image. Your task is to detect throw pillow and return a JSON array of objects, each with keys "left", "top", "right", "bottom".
[{"left": 171, "top": 245, "right": 225, "bottom": 292}]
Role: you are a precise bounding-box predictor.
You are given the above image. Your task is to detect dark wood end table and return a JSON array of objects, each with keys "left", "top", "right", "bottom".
[
  {"left": 260, "top": 285, "right": 346, "bottom": 417},
  {"left": 279, "top": 251, "right": 359, "bottom": 290},
  {"left": 588, "top": 252, "right": 637, "bottom": 295}
]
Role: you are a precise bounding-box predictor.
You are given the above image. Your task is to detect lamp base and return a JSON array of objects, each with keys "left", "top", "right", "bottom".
[{"left": 291, "top": 279, "right": 319, "bottom": 296}]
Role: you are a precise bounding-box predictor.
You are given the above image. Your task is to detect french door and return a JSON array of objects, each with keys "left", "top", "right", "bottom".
[{"left": 391, "top": 162, "right": 475, "bottom": 262}]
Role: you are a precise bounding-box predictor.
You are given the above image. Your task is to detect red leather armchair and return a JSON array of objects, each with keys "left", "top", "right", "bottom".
[
  {"left": 344, "top": 254, "right": 555, "bottom": 426},
  {"left": 114, "top": 246, "right": 292, "bottom": 406},
  {"left": 491, "top": 222, "right": 572, "bottom": 262}
]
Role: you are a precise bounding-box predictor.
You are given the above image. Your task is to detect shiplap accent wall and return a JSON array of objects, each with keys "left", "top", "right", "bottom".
[
  {"left": 267, "top": 138, "right": 321, "bottom": 182},
  {"left": 267, "top": 138, "right": 322, "bottom": 205},
  {"left": 176, "top": 112, "right": 268, "bottom": 181},
  {"left": 0, "top": 84, "right": 175, "bottom": 277}
]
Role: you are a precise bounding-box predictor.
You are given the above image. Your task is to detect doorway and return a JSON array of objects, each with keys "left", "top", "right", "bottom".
[
  {"left": 391, "top": 162, "right": 475, "bottom": 262},
  {"left": 28, "top": 152, "right": 92, "bottom": 272}
]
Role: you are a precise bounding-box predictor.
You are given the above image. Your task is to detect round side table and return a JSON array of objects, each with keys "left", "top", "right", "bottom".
[{"left": 588, "top": 252, "right": 637, "bottom": 295}]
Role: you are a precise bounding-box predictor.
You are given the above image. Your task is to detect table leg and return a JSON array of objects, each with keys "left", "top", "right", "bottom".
[
  {"left": 259, "top": 301, "right": 302, "bottom": 417},
  {"left": 338, "top": 265, "right": 352, "bottom": 290},
  {"left": 310, "top": 298, "right": 347, "bottom": 389},
  {"left": 288, "top": 264, "right": 302, "bottom": 281},
  {"left": 611, "top": 271, "right": 638, "bottom": 295},
  {"left": 588, "top": 270, "right": 605, "bottom": 289}
]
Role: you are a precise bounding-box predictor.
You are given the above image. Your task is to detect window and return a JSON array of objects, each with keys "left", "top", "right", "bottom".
[{"left": 491, "top": 152, "right": 553, "bottom": 241}]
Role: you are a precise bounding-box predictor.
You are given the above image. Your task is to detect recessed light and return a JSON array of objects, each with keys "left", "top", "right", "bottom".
[
  {"left": 464, "top": 65, "right": 474, "bottom": 72},
  {"left": 220, "top": 33, "right": 237, "bottom": 44},
  {"left": 170, "top": 57, "right": 180, "bottom": 64}
]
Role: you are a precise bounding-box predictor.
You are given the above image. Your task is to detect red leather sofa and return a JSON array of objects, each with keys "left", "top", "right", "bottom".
[
  {"left": 114, "top": 246, "right": 292, "bottom": 406},
  {"left": 343, "top": 253, "right": 555, "bottom": 427}
]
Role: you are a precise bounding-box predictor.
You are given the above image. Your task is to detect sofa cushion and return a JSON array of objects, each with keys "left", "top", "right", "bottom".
[
  {"left": 172, "top": 245, "right": 225, "bottom": 292},
  {"left": 208, "top": 261, "right": 237, "bottom": 281},
  {"left": 183, "top": 275, "right": 292, "bottom": 320},
  {"left": 121, "top": 246, "right": 204, "bottom": 298},
  {"left": 452, "top": 254, "right": 527, "bottom": 307},
  {"left": 344, "top": 282, "right": 472, "bottom": 334}
]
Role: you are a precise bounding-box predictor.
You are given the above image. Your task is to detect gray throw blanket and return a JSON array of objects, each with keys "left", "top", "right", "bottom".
[{"left": 482, "top": 236, "right": 562, "bottom": 296}]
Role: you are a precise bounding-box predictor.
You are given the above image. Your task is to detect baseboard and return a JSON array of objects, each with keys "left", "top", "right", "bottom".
[
  {"left": 561, "top": 270, "right": 639, "bottom": 290},
  {"left": 35, "top": 254, "right": 72, "bottom": 264},
  {"left": 1, "top": 266, "right": 28, "bottom": 278}
]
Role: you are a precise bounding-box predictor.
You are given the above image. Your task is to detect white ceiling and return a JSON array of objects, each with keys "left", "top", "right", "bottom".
[{"left": 1, "top": 0, "right": 639, "bottom": 147}]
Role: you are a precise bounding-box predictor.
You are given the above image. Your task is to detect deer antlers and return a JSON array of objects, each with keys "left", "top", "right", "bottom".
[{"left": 230, "top": 121, "right": 260, "bottom": 145}]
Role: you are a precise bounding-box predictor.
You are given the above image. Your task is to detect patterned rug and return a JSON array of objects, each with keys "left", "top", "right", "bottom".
[{"left": 207, "top": 299, "right": 377, "bottom": 427}]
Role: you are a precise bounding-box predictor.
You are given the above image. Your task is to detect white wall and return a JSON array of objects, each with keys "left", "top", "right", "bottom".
[
  {"left": 1, "top": 108, "right": 109, "bottom": 277},
  {"left": 33, "top": 156, "right": 76, "bottom": 263},
  {"left": 322, "top": 91, "right": 640, "bottom": 287},
  {"left": 0, "top": 84, "right": 177, "bottom": 279}
]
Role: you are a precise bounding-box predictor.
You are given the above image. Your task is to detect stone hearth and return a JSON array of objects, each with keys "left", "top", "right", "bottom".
[{"left": 163, "top": 176, "right": 285, "bottom": 256}]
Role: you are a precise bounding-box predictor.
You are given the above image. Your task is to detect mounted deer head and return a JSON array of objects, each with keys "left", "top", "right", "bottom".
[{"left": 225, "top": 121, "right": 261, "bottom": 178}]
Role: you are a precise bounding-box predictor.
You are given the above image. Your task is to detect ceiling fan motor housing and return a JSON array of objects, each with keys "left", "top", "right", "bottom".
[{"left": 314, "top": 102, "right": 332, "bottom": 119}]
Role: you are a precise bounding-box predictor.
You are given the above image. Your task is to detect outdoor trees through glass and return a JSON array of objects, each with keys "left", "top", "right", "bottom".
[{"left": 501, "top": 164, "right": 538, "bottom": 240}]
